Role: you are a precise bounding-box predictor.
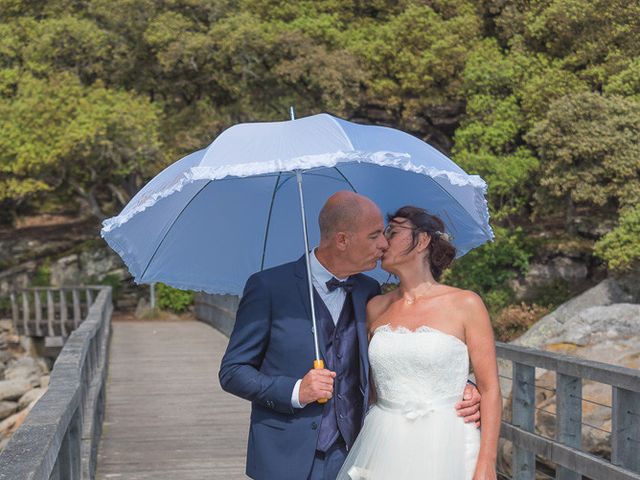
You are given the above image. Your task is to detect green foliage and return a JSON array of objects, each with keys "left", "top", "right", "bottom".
[
  {"left": 526, "top": 92, "right": 640, "bottom": 215},
  {"left": 527, "top": 279, "right": 571, "bottom": 310},
  {"left": 443, "top": 227, "right": 533, "bottom": 313},
  {"left": 156, "top": 283, "right": 194, "bottom": 313},
  {"left": 0, "top": 72, "right": 163, "bottom": 218},
  {"left": 594, "top": 206, "right": 640, "bottom": 272},
  {"left": 31, "top": 262, "right": 51, "bottom": 287},
  {"left": 1, "top": 0, "right": 639, "bottom": 288}
]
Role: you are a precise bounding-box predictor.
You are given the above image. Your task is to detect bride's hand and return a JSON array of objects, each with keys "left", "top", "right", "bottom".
[{"left": 472, "top": 461, "right": 497, "bottom": 480}]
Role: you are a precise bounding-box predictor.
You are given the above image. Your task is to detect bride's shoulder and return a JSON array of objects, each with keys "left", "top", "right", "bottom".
[
  {"left": 366, "top": 290, "right": 397, "bottom": 318},
  {"left": 439, "top": 286, "right": 486, "bottom": 309}
]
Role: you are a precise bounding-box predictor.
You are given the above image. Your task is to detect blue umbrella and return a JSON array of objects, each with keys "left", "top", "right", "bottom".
[{"left": 101, "top": 112, "right": 493, "bottom": 363}]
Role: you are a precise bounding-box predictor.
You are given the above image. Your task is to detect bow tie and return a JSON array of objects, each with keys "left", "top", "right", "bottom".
[{"left": 326, "top": 277, "right": 354, "bottom": 293}]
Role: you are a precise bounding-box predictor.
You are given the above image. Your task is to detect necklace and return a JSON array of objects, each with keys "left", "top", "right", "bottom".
[{"left": 404, "top": 282, "right": 437, "bottom": 305}]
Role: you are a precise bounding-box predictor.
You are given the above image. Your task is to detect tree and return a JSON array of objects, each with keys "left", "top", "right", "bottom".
[
  {"left": 526, "top": 92, "right": 640, "bottom": 228},
  {"left": 0, "top": 73, "right": 163, "bottom": 220},
  {"left": 594, "top": 205, "right": 640, "bottom": 272}
]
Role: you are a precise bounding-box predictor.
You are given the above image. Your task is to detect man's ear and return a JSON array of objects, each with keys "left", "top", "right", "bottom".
[{"left": 335, "top": 231, "right": 349, "bottom": 251}]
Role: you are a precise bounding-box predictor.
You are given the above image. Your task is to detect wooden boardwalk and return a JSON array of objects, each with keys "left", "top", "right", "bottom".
[{"left": 96, "top": 320, "right": 249, "bottom": 480}]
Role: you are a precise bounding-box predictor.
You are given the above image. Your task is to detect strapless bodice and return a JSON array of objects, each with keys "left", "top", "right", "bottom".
[{"left": 369, "top": 324, "right": 470, "bottom": 405}]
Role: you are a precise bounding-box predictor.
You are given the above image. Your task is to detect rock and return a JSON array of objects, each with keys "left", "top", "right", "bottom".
[
  {"left": 500, "top": 284, "right": 640, "bottom": 470},
  {"left": 0, "top": 400, "right": 34, "bottom": 437},
  {"left": 514, "top": 278, "right": 633, "bottom": 349},
  {"left": 0, "top": 436, "right": 10, "bottom": 452},
  {"left": 49, "top": 254, "right": 81, "bottom": 286},
  {"left": 544, "top": 304, "right": 640, "bottom": 346},
  {"left": 0, "top": 379, "right": 32, "bottom": 402},
  {"left": 4, "top": 356, "right": 45, "bottom": 386},
  {"left": 135, "top": 297, "right": 152, "bottom": 319},
  {"left": 0, "top": 401, "right": 18, "bottom": 420},
  {"left": 0, "top": 320, "right": 12, "bottom": 333},
  {"left": 17, "top": 388, "right": 45, "bottom": 411}
]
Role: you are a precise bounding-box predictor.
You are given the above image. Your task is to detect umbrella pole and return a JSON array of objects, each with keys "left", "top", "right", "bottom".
[{"left": 295, "top": 170, "right": 328, "bottom": 404}]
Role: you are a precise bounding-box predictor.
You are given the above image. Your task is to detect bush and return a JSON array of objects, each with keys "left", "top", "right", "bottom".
[
  {"left": 156, "top": 283, "right": 193, "bottom": 313},
  {"left": 594, "top": 205, "right": 640, "bottom": 272},
  {"left": 31, "top": 262, "right": 51, "bottom": 287},
  {"left": 492, "top": 303, "right": 549, "bottom": 342},
  {"left": 443, "top": 226, "right": 533, "bottom": 314}
]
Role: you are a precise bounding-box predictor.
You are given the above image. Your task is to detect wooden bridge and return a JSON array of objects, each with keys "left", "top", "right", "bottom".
[{"left": 0, "top": 287, "right": 638, "bottom": 480}]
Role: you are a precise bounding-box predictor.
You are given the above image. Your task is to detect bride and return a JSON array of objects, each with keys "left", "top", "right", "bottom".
[{"left": 337, "top": 206, "right": 501, "bottom": 480}]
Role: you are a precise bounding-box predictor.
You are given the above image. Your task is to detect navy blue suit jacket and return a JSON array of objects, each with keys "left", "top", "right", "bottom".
[{"left": 219, "top": 256, "right": 381, "bottom": 480}]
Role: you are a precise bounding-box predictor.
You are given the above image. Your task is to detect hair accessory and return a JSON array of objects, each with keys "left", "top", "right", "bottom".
[{"left": 434, "top": 231, "right": 452, "bottom": 242}]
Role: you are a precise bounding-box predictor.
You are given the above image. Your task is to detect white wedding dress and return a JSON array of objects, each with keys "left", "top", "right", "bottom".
[{"left": 336, "top": 324, "right": 481, "bottom": 480}]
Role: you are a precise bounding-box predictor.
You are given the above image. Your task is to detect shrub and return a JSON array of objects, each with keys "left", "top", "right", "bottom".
[
  {"left": 31, "top": 262, "right": 51, "bottom": 287},
  {"left": 156, "top": 283, "right": 193, "bottom": 313},
  {"left": 443, "top": 226, "right": 533, "bottom": 313},
  {"left": 492, "top": 303, "right": 549, "bottom": 342},
  {"left": 594, "top": 206, "right": 640, "bottom": 272}
]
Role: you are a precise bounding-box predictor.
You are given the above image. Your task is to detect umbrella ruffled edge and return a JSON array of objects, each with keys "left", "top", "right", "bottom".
[{"left": 101, "top": 150, "right": 491, "bottom": 236}]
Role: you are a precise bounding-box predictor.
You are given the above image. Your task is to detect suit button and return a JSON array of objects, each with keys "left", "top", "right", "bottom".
[
  {"left": 338, "top": 394, "right": 343, "bottom": 400},
  {"left": 339, "top": 414, "right": 345, "bottom": 419},
  {"left": 311, "top": 422, "right": 318, "bottom": 430},
  {"left": 337, "top": 352, "right": 343, "bottom": 359}
]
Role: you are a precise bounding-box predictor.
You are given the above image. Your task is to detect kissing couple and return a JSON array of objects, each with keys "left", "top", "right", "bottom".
[{"left": 219, "top": 191, "right": 501, "bottom": 480}]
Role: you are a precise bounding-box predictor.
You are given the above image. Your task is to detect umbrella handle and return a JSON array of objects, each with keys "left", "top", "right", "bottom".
[{"left": 313, "top": 360, "right": 328, "bottom": 404}]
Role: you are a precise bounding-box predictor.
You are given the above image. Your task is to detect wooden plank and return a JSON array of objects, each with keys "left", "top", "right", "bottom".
[
  {"left": 556, "top": 374, "right": 582, "bottom": 480},
  {"left": 34, "top": 291, "right": 43, "bottom": 336},
  {"left": 72, "top": 289, "right": 81, "bottom": 329},
  {"left": 95, "top": 321, "right": 249, "bottom": 480},
  {"left": 21, "top": 291, "right": 30, "bottom": 336},
  {"left": 60, "top": 290, "right": 68, "bottom": 337},
  {"left": 512, "top": 362, "right": 535, "bottom": 480},
  {"left": 612, "top": 387, "right": 640, "bottom": 473},
  {"left": 497, "top": 343, "right": 640, "bottom": 392},
  {"left": 10, "top": 291, "right": 19, "bottom": 332},
  {"left": 501, "top": 422, "right": 640, "bottom": 480},
  {"left": 47, "top": 290, "right": 55, "bottom": 337}
]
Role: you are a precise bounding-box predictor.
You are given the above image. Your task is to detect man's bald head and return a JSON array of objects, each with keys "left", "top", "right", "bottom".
[{"left": 318, "top": 191, "right": 377, "bottom": 242}]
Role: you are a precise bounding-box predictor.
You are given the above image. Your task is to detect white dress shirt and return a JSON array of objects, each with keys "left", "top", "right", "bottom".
[{"left": 291, "top": 249, "right": 349, "bottom": 408}]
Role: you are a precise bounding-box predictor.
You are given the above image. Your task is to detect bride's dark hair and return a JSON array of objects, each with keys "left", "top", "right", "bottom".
[{"left": 387, "top": 206, "right": 456, "bottom": 280}]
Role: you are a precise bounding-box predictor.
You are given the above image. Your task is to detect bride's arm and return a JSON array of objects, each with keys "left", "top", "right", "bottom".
[{"left": 463, "top": 292, "right": 501, "bottom": 480}]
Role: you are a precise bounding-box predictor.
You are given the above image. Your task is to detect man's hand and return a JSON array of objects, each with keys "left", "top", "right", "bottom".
[
  {"left": 456, "top": 383, "right": 481, "bottom": 428},
  {"left": 299, "top": 368, "right": 336, "bottom": 405}
]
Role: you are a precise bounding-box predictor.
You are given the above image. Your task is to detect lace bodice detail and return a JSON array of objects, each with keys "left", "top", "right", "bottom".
[{"left": 369, "top": 324, "right": 470, "bottom": 404}]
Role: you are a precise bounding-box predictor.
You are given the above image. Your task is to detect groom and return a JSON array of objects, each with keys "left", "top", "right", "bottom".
[{"left": 219, "top": 191, "right": 481, "bottom": 480}]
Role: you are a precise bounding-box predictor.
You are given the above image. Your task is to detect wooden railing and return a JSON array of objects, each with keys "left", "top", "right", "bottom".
[
  {"left": 10, "top": 287, "right": 100, "bottom": 341},
  {"left": 497, "top": 342, "right": 640, "bottom": 480},
  {"left": 0, "top": 286, "right": 112, "bottom": 480},
  {"left": 195, "top": 292, "right": 640, "bottom": 480}
]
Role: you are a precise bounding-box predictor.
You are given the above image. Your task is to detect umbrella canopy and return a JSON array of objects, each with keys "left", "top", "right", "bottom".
[{"left": 101, "top": 113, "right": 493, "bottom": 295}]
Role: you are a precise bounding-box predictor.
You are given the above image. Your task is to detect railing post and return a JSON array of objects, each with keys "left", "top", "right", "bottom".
[
  {"left": 10, "top": 291, "right": 19, "bottom": 332},
  {"left": 513, "top": 362, "right": 536, "bottom": 480},
  {"left": 57, "top": 407, "right": 82, "bottom": 479},
  {"left": 72, "top": 289, "right": 81, "bottom": 329},
  {"left": 556, "top": 374, "right": 582, "bottom": 480},
  {"left": 47, "top": 289, "right": 56, "bottom": 337},
  {"left": 34, "top": 290, "right": 43, "bottom": 336},
  {"left": 60, "top": 289, "right": 68, "bottom": 337},
  {"left": 21, "top": 291, "right": 31, "bottom": 336},
  {"left": 612, "top": 386, "right": 640, "bottom": 473}
]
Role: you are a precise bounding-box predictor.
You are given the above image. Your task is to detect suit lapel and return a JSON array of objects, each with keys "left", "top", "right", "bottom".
[
  {"left": 351, "top": 277, "right": 370, "bottom": 395},
  {"left": 294, "top": 255, "right": 327, "bottom": 360}
]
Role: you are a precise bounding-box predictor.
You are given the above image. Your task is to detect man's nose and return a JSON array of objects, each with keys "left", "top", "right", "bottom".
[{"left": 380, "top": 237, "right": 389, "bottom": 251}]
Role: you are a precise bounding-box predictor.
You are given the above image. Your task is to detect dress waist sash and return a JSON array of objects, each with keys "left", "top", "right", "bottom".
[{"left": 375, "top": 395, "right": 460, "bottom": 420}]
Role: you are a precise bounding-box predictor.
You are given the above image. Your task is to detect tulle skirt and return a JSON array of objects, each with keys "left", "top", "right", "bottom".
[{"left": 336, "top": 395, "right": 480, "bottom": 480}]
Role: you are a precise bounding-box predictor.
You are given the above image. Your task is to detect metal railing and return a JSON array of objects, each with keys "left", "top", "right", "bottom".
[
  {"left": 0, "top": 286, "right": 113, "bottom": 480},
  {"left": 497, "top": 342, "right": 640, "bottom": 480}
]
